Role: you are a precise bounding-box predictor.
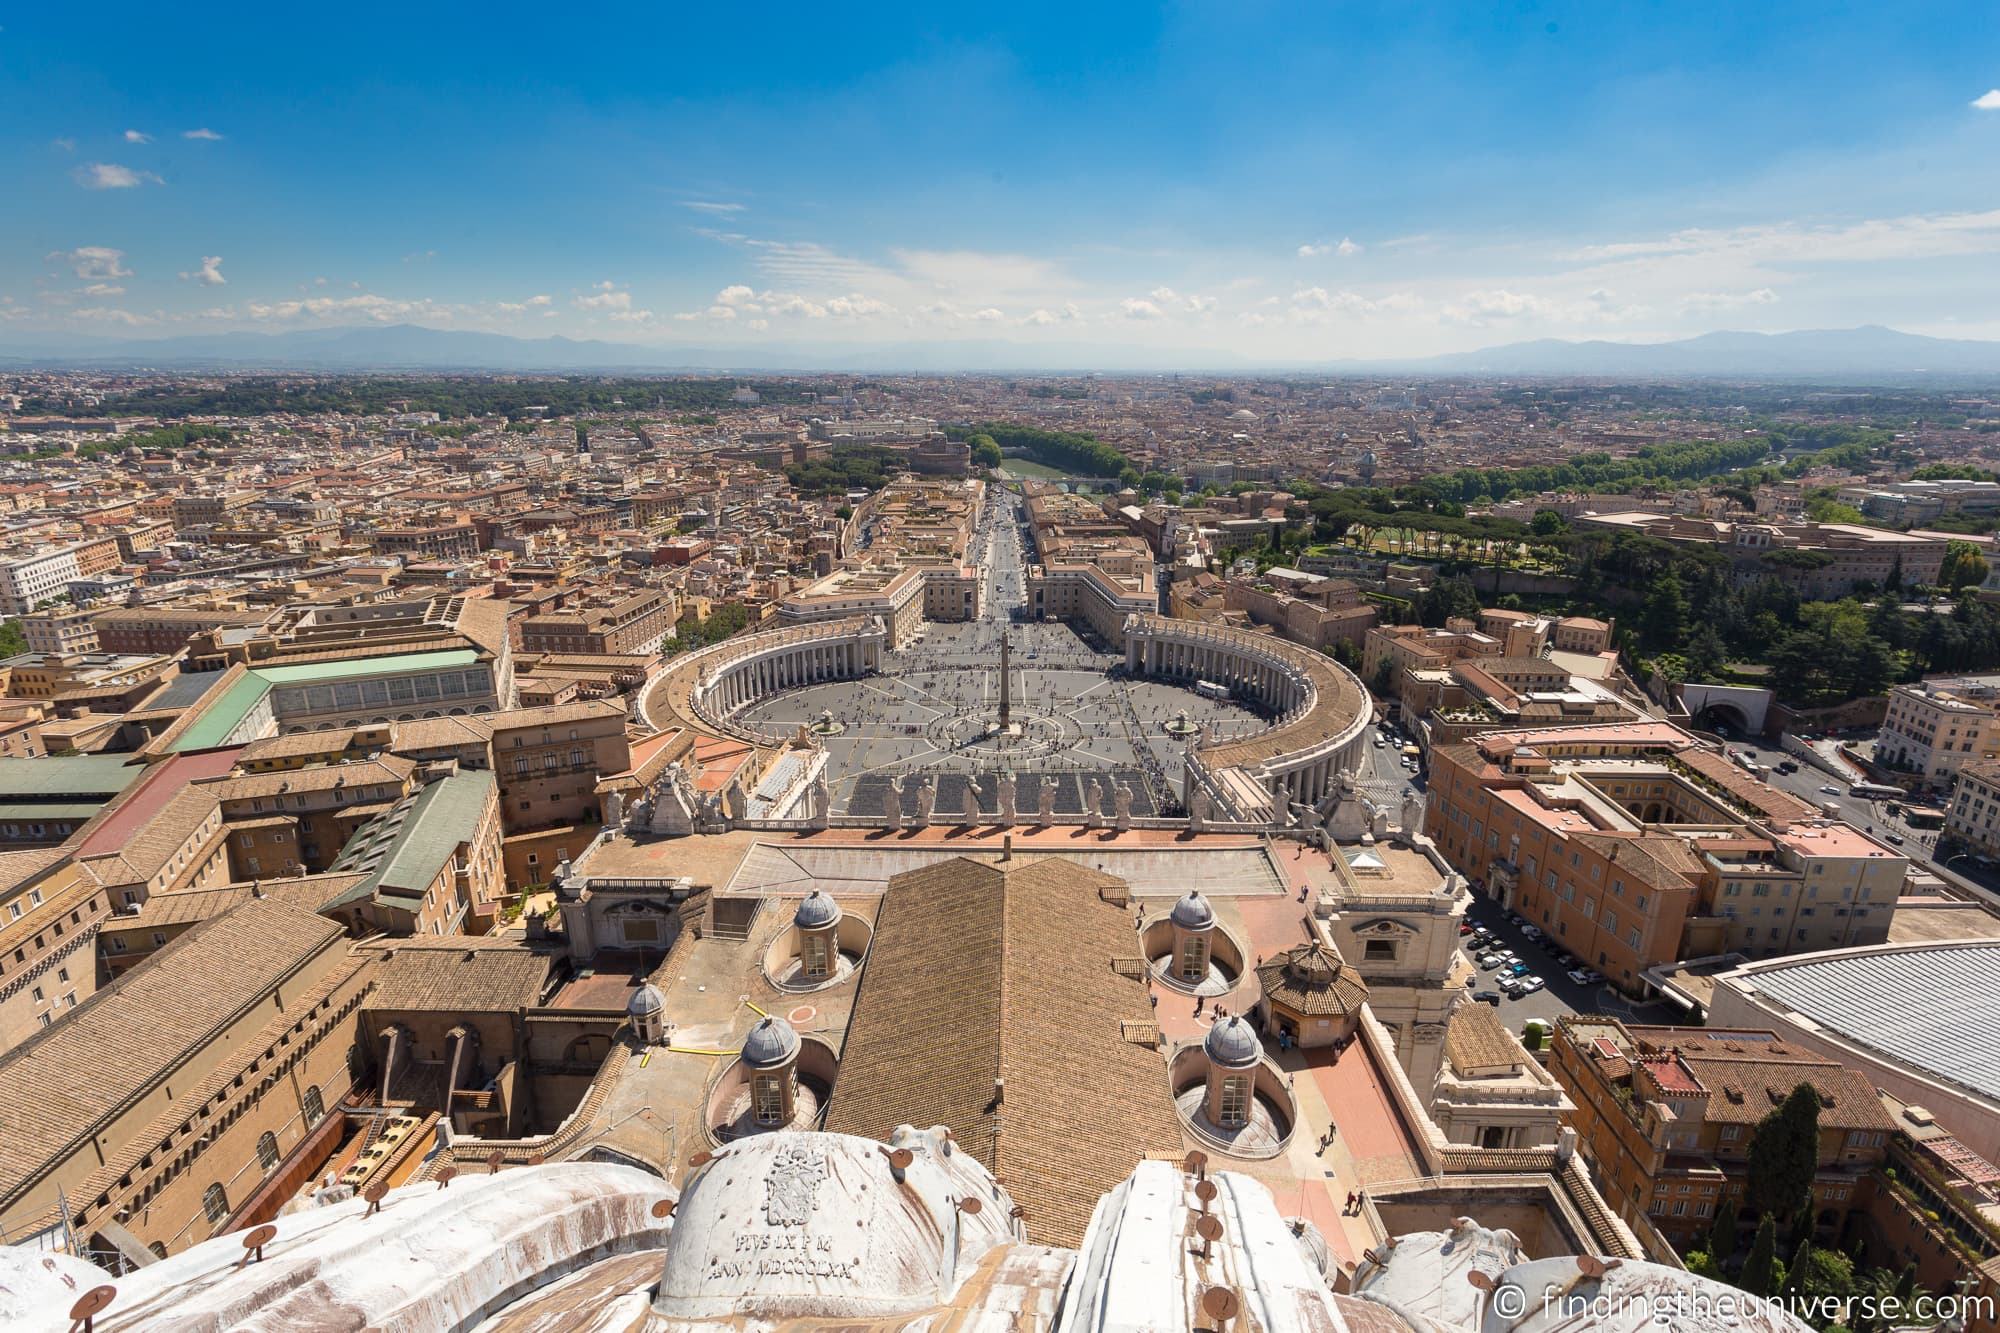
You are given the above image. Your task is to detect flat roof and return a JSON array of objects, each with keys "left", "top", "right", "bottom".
[
  {"left": 0, "top": 754, "right": 140, "bottom": 799},
  {"left": 255, "top": 647, "right": 478, "bottom": 685},
  {"left": 1744, "top": 943, "right": 2000, "bottom": 1105}
]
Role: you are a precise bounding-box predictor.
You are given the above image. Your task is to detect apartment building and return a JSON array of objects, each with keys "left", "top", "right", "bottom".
[
  {"left": 0, "top": 851, "right": 112, "bottom": 1051},
  {"left": 1221, "top": 568, "right": 1378, "bottom": 652},
  {"left": 1943, "top": 760, "right": 2000, "bottom": 859},
  {"left": 323, "top": 769, "right": 504, "bottom": 936},
  {"left": 202, "top": 755, "right": 422, "bottom": 875},
  {"left": 1878, "top": 679, "right": 2000, "bottom": 787},
  {"left": 21, "top": 606, "right": 101, "bottom": 656},
  {"left": 517, "top": 588, "right": 678, "bottom": 657},
  {"left": 1425, "top": 724, "right": 1902, "bottom": 990},
  {"left": 1551, "top": 1019, "right": 1895, "bottom": 1253},
  {"left": 0, "top": 547, "right": 80, "bottom": 615}
]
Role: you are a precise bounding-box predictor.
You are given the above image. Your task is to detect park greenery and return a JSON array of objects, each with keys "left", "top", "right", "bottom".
[
  {"left": 53, "top": 376, "right": 807, "bottom": 421},
  {"left": 781, "top": 444, "right": 907, "bottom": 496},
  {"left": 662, "top": 602, "right": 752, "bottom": 656},
  {"left": 947, "top": 421, "right": 1136, "bottom": 480}
]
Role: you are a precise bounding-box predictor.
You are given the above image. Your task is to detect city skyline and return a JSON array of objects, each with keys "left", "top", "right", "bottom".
[{"left": 6, "top": 3, "right": 2000, "bottom": 361}]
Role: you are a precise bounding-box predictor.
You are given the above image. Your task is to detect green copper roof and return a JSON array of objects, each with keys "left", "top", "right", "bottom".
[
  {"left": 324, "top": 769, "right": 496, "bottom": 911},
  {"left": 254, "top": 649, "right": 478, "bottom": 685},
  {"left": 169, "top": 649, "right": 483, "bottom": 753},
  {"left": 0, "top": 754, "right": 141, "bottom": 799}
]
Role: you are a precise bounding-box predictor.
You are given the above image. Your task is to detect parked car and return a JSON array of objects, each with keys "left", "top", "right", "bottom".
[
  {"left": 1459, "top": 923, "right": 1476, "bottom": 935},
  {"left": 1496, "top": 975, "right": 1521, "bottom": 994},
  {"left": 1514, "top": 976, "right": 1546, "bottom": 996},
  {"left": 1505, "top": 912, "right": 1525, "bottom": 927},
  {"left": 1521, "top": 924, "right": 1544, "bottom": 941},
  {"left": 1886, "top": 832, "right": 1906, "bottom": 844},
  {"left": 1479, "top": 953, "right": 1505, "bottom": 969},
  {"left": 1567, "top": 968, "right": 1603, "bottom": 986},
  {"left": 1507, "top": 962, "right": 1530, "bottom": 976},
  {"left": 1820, "top": 784, "right": 1842, "bottom": 795},
  {"left": 1473, "top": 990, "right": 1502, "bottom": 1006}
]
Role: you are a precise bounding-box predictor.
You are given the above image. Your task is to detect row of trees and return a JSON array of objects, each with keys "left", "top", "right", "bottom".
[
  {"left": 661, "top": 603, "right": 751, "bottom": 656},
  {"left": 950, "top": 421, "right": 1134, "bottom": 478}
]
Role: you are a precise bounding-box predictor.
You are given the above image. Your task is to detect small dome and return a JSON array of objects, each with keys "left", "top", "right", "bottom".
[
  {"left": 627, "top": 982, "right": 666, "bottom": 1018},
  {"left": 1170, "top": 891, "right": 1215, "bottom": 930},
  {"left": 741, "top": 1016, "right": 800, "bottom": 1069},
  {"left": 1204, "top": 1015, "right": 1263, "bottom": 1069},
  {"left": 794, "top": 891, "right": 839, "bottom": 931}
]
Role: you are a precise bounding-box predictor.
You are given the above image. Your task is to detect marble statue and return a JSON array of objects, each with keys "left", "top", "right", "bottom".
[
  {"left": 997, "top": 771, "right": 1018, "bottom": 825},
  {"left": 1187, "top": 786, "right": 1211, "bottom": 832},
  {"left": 1400, "top": 791, "right": 1424, "bottom": 841},
  {"left": 603, "top": 789, "right": 624, "bottom": 831},
  {"left": 883, "top": 775, "right": 904, "bottom": 832},
  {"left": 914, "top": 776, "right": 935, "bottom": 828},
  {"left": 1112, "top": 781, "right": 1134, "bottom": 830},
  {"left": 964, "top": 773, "right": 987, "bottom": 824},
  {"left": 1084, "top": 777, "right": 1104, "bottom": 829},
  {"left": 1037, "top": 781, "right": 1056, "bottom": 825}
]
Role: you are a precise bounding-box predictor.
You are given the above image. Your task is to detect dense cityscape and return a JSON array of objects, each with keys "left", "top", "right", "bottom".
[{"left": 0, "top": 368, "right": 1990, "bottom": 1331}]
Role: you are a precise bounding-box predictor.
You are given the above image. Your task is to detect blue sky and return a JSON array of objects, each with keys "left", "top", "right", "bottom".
[{"left": 5, "top": 2, "right": 2000, "bottom": 358}]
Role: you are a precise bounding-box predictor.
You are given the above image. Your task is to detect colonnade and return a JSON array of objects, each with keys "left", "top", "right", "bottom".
[
  {"left": 685, "top": 621, "right": 887, "bottom": 726},
  {"left": 1126, "top": 631, "right": 1308, "bottom": 718}
]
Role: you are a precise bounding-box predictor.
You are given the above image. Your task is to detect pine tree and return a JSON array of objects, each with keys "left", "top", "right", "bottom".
[
  {"left": 1708, "top": 1198, "right": 1741, "bottom": 1266},
  {"left": 1740, "top": 1215, "right": 1779, "bottom": 1298},
  {"left": 1747, "top": 1084, "right": 1823, "bottom": 1219}
]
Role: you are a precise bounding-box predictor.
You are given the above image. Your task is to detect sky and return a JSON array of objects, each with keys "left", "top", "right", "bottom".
[{"left": 4, "top": 2, "right": 2000, "bottom": 362}]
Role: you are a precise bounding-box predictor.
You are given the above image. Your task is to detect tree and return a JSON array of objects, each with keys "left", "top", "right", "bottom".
[
  {"left": 1941, "top": 540, "right": 1990, "bottom": 592},
  {"left": 1685, "top": 624, "right": 1727, "bottom": 683},
  {"left": 1746, "top": 1084, "right": 1823, "bottom": 1220},
  {"left": 1640, "top": 570, "right": 1689, "bottom": 650},
  {"left": 1740, "top": 1215, "right": 1779, "bottom": 1297},
  {"left": 1531, "top": 508, "right": 1568, "bottom": 537},
  {"left": 968, "top": 434, "right": 1002, "bottom": 468},
  {"left": 0, "top": 619, "right": 23, "bottom": 658},
  {"left": 1780, "top": 1237, "right": 1812, "bottom": 1298},
  {"left": 1708, "top": 1198, "right": 1741, "bottom": 1266}
]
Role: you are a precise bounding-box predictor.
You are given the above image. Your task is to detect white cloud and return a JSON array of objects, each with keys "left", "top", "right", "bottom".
[
  {"left": 575, "top": 280, "right": 634, "bottom": 311},
  {"left": 824, "top": 293, "right": 892, "bottom": 318},
  {"left": 715, "top": 285, "right": 757, "bottom": 306},
  {"left": 525, "top": 293, "right": 551, "bottom": 307},
  {"left": 1298, "top": 237, "right": 1361, "bottom": 259},
  {"left": 972, "top": 307, "right": 1006, "bottom": 322},
  {"left": 1021, "top": 302, "right": 1083, "bottom": 326},
  {"left": 1443, "top": 289, "right": 1557, "bottom": 322},
  {"left": 123, "top": 129, "right": 151, "bottom": 144},
  {"left": 71, "top": 307, "right": 152, "bottom": 326},
  {"left": 1336, "top": 237, "right": 1362, "bottom": 257},
  {"left": 681, "top": 200, "right": 746, "bottom": 214},
  {"left": 1679, "top": 287, "right": 1780, "bottom": 311},
  {"left": 1150, "top": 286, "right": 1179, "bottom": 303},
  {"left": 609, "top": 309, "right": 655, "bottom": 323},
  {"left": 1120, "top": 297, "right": 1165, "bottom": 320},
  {"left": 80, "top": 283, "right": 124, "bottom": 297},
  {"left": 1186, "top": 294, "right": 1218, "bottom": 314},
  {"left": 74, "top": 162, "right": 161, "bottom": 189},
  {"left": 182, "top": 127, "right": 224, "bottom": 140},
  {"left": 51, "top": 246, "right": 132, "bottom": 280},
  {"left": 747, "top": 318, "right": 769, "bottom": 331},
  {"left": 50, "top": 137, "right": 75, "bottom": 152},
  {"left": 245, "top": 293, "right": 460, "bottom": 323},
  {"left": 1297, "top": 243, "right": 1328, "bottom": 259},
  {"left": 180, "top": 255, "right": 226, "bottom": 286},
  {"left": 1973, "top": 90, "right": 2000, "bottom": 110},
  {"left": 498, "top": 293, "right": 554, "bottom": 313},
  {"left": 704, "top": 305, "right": 736, "bottom": 320}
]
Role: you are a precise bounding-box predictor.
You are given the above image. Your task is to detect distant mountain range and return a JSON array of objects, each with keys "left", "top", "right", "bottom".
[{"left": 2, "top": 321, "right": 1998, "bottom": 380}]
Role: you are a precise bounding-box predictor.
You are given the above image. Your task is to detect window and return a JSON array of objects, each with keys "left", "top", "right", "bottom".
[
  {"left": 1180, "top": 933, "right": 1209, "bottom": 980},
  {"left": 1218, "top": 1074, "right": 1249, "bottom": 1128},
  {"left": 753, "top": 1073, "right": 786, "bottom": 1126},
  {"left": 256, "top": 1131, "right": 280, "bottom": 1170},
  {"left": 202, "top": 1183, "right": 230, "bottom": 1224},
  {"left": 302, "top": 1085, "right": 325, "bottom": 1124},
  {"left": 1364, "top": 938, "right": 1397, "bottom": 962}
]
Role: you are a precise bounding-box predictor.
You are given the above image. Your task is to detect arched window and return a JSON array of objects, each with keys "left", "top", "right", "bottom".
[
  {"left": 256, "top": 1131, "right": 280, "bottom": 1170},
  {"left": 202, "top": 1183, "right": 229, "bottom": 1224},
  {"left": 148, "top": 1242, "right": 168, "bottom": 1260},
  {"left": 753, "top": 1073, "right": 789, "bottom": 1127},
  {"left": 1218, "top": 1075, "right": 1249, "bottom": 1128},
  {"left": 302, "top": 1085, "right": 325, "bottom": 1124},
  {"left": 800, "top": 929, "right": 832, "bottom": 979},
  {"left": 1179, "top": 933, "right": 1208, "bottom": 981}
]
